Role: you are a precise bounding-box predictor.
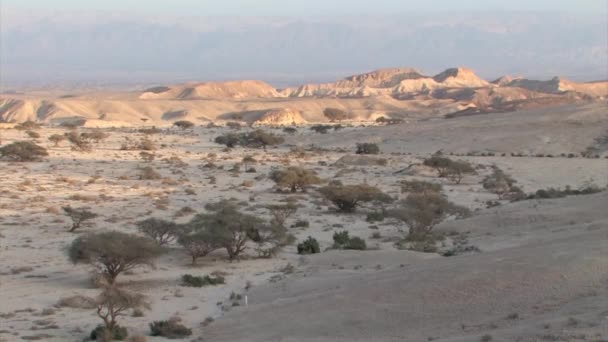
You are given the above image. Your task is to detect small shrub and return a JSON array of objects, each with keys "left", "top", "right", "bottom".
[
  {"left": 332, "top": 231, "right": 350, "bottom": 247},
  {"left": 181, "top": 274, "right": 225, "bottom": 287},
  {"left": 270, "top": 167, "right": 322, "bottom": 192},
  {"left": 345, "top": 237, "right": 367, "bottom": 250},
  {"left": 26, "top": 130, "right": 41, "bottom": 139},
  {"left": 149, "top": 319, "right": 192, "bottom": 339},
  {"left": 323, "top": 108, "right": 349, "bottom": 122},
  {"left": 15, "top": 120, "right": 41, "bottom": 130},
  {"left": 356, "top": 143, "right": 380, "bottom": 155},
  {"left": 297, "top": 236, "right": 320, "bottom": 255},
  {"left": 400, "top": 180, "right": 442, "bottom": 194},
  {"left": 90, "top": 324, "right": 128, "bottom": 341},
  {"left": 366, "top": 211, "right": 385, "bottom": 223},
  {"left": 139, "top": 166, "right": 161, "bottom": 180},
  {"left": 292, "top": 220, "right": 309, "bottom": 228},
  {"left": 173, "top": 120, "right": 194, "bottom": 130}
]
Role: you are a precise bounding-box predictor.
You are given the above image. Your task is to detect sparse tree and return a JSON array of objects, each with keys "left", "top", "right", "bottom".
[
  {"left": 49, "top": 134, "right": 67, "bottom": 147},
  {"left": 65, "top": 131, "right": 93, "bottom": 152},
  {"left": 139, "top": 151, "right": 155, "bottom": 163},
  {"left": 92, "top": 286, "right": 149, "bottom": 341},
  {"left": 483, "top": 167, "right": 524, "bottom": 200},
  {"left": 247, "top": 223, "right": 291, "bottom": 258},
  {"left": 323, "top": 108, "right": 349, "bottom": 122},
  {"left": 319, "top": 184, "right": 389, "bottom": 213},
  {"left": 389, "top": 193, "right": 470, "bottom": 240},
  {"left": 177, "top": 229, "right": 220, "bottom": 265},
  {"left": 81, "top": 130, "right": 110, "bottom": 143},
  {"left": 68, "top": 231, "right": 165, "bottom": 284},
  {"left": 214, "top": 133, "right": 240, "bottom": 148},
  {"left": 266, "top": 203, "right": 298, "bottom": 226},
  {"left": 242, "top": 130, "right": 284, "bottom": 151},
  {"left": 423, "top": 155, "right": 475, "bottom": 184},
  {"left": 173, "top": 120, "right": 195, "bottom": 130},
  {"left": 0, "top": 141, "right": 48, "bottom": 161},
  {"left": 188, "top": 200, "right": 263, "bottom": 261},
  {"left": 269, "top": 167, "right": 322, "bottom": 192},
  {"left": 136, "top": 218, "right": 182, "bottom": 246},
  {"left": 242, "top": 155, "right": 257, "bottom": 171},
  {"left": 63, "top": 206, "right": 98, "bottom": 232}
]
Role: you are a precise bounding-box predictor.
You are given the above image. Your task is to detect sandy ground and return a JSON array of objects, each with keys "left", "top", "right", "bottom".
[{"left": 0, "top": 104, "right": 607, "bottom": 341}]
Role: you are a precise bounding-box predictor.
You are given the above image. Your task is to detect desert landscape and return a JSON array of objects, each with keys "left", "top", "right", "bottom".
[{"left": 0, "top": 64, "right": 607, "bottom": 341}]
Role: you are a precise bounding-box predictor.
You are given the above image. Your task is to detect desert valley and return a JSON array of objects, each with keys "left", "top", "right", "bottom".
[{"left": 0, "top": 65, "right": 607, "bottom": 342}]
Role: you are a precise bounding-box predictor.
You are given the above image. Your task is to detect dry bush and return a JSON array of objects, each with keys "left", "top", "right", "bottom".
[
  {"left": 65, "top": 131, "right": 93, "bottom": 152},
  {"left": 482, "top": 167, "right": 524, "bottom": 200},
  {"left": 319, "top": 184, "right": 391, "bottom": 213},
  {"left": 0, "top": 141, "right": 48, "bottom": 161},
  {"left": 423, "top": 155, "right": 475, "bottom": 184},
  {"left": 269, "top": 167, "right": 322, "bottom": 192},
  {"left": 92, "top": 286, "right": 150, "bottom": 341},
  {"left": 56, "top": 295, "right": 97, "bottom": 309},
  {"left": 139, "top": 166, "right": 161, "bottom": 180},
  {"left": 323, "top": 107, "right": 350, "bottom": 122},
  {"left": 356, "top": 143, "right": 380, "bottom": 155},
  {"left": 389, "top": 193, "right": 470, "bottom": 241},
  {"left": 173, "top": 120, "right": 195, "bottom": 130},
  {"left": 63, "top": 206, "right": 98, "bottom": 232},
  {"left": 400, "top": 180, "right": 443, "bottom": 194}
]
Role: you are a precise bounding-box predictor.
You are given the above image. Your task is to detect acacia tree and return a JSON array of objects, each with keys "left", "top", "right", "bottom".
[
  {"left": 266, "top": 203, "right": 299, "bottom": 226},
  {"left": 389, "top": 193, "right": 470, "bottom": 240},
  {"left": 247, "top": 223, "right": 291, "bottom": 258},
  {"left": 0, "top": 141, "right": 48, "bottom": 161},
  {"left": 269, "top": 167, "right": 322, "bottom": 192},
  {"left": 242, "top": 130, "right": 284, "bottom": 151},
  {"left": 49, "top": 134, "right": 67, "bottom": 147},
  {"left": 92, "top": 286, "right": 149, "bottom": 340},
  {"left": 177, "top": 229, "right": 220, "bottom": 265},
  {"left": 423, "top": 155, "right": 475, "bottom": 184},
  {"left": 63, "top": 206, "right": 98, "bottom": 232},
  {"left": 188, "top": 200, "right": 263, "bottom": 261},
  {"left": 482, "top": 167, "right": 524, "bottom": 200},
  {"left": 68, "top": 231, "right": 165, "bottom": 284},
  {"left": 136, "top": 218, "right": 182, "bottom": 246},
  {"left": 319, "top": 184, "right": 390, "bottom": 213}
]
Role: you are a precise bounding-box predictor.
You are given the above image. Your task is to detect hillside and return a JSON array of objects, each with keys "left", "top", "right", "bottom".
[{"left": 1, "top": 67, "right": 606, "bottom": 125}]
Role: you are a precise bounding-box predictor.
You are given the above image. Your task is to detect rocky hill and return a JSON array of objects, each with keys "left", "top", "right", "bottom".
[{"left": 1, "top": 66, "right": 606, "bottom": 125}]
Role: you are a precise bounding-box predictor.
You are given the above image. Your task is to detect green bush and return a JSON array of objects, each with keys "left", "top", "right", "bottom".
[
  {"left": 181, "top": 274, "right": 225, "bottom": 287},
  {"left": 297, "top": 236, "right": 320, "bottom": 255},
  {"left": 332, "top": 231, "right": 350, "bottom": 246},
  {"left": 333, "top": 231, "right": 367, "bottom": 250},
  {"left": 365, "top": 211, "right": 385, "bottom": 223},
  {"left": 344, "top": 237, "right": 367, "bottom": 250},
  {"left": 356, "top": 143, "right": 380, "bottom": 155},
  {"left": 149, "top": 319, "right": 192, "bottom": 339},
  {"left": 90, "top": 324, "right": 128, "bottom": 341}
]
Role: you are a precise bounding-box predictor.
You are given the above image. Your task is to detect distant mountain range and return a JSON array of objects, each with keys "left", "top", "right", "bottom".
[
  {"left": 1, "top": 66, "right": 606, "bottom": 125},
  {"left": 1, "top": 11, "right": 606, "bottom": 89}
]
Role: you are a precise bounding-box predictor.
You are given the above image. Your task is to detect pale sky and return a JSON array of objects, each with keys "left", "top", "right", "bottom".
[{"left": 3, "top": 0, "right": 606, "bottom": 15}]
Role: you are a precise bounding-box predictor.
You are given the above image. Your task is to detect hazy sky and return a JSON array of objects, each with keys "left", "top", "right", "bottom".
[{"left": 3, "top": 0, "right": 606, "bottom": 15}]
